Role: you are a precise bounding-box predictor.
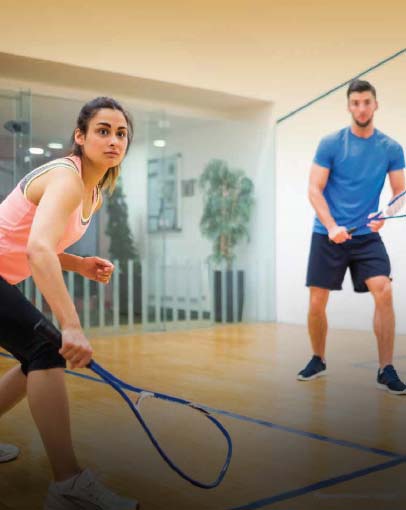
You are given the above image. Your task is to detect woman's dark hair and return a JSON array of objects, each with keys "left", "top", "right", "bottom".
[{"left": 71, "top": 97, "right": 133, "bottom": 193}]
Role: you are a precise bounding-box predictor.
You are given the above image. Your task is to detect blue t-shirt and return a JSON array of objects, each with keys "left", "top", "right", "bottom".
[{"left": 313, "top": 127, "right": 405, "bottom": 235}]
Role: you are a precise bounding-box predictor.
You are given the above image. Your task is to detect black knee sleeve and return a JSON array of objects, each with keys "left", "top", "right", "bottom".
[
  {"left": 21, "top": 318, "right": 65, "bottom": 375},
  {"left": 0, "top": 277, "right": 65, "bottom": 375},
  {"left": 21, "top": 337, "right": 66, "bottom": 376}
]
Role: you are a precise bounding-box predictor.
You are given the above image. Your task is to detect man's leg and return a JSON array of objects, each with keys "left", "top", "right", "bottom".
[
  {"left": 365, "top": 275, "right": 394, "bottom": 368},
  {"left": 299, "top": 233, "right": 347, "bottom": 381},
  {"left": 366, "top": 275, "right": 406, "bottom": 394},
  {"left": 308, "top": 286, "right": 330, "bottom": 359},
  {"left": 297, "top": 286, "right": 330, "bottom": 381}
]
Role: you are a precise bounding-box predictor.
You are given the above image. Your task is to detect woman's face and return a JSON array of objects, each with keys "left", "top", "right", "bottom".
[{"left": 75, "top": 108, "right": 129, "bottom": 167}]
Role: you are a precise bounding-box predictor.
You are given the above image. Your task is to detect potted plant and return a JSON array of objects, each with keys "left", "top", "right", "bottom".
[{"left": 199, "top": 159, "right": 254, "bottom": 321}]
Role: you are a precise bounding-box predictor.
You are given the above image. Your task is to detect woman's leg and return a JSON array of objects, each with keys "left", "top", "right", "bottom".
[
  {"left": 0, "top": 364, "right": 80, "bottom": 479},
  {"left": 0, "top": 277, "right": 80, "bottom": 480},
  {"left": 0, "top": 365, "right": 27, "bottom": 416},
  {"left": 27, "top": 367, "right": 80, "bottom": 481},
  {"left": 0, "top": 365, "right": 26, "bottom": 462}
]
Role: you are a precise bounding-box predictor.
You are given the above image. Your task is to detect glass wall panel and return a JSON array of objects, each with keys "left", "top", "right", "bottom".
[
  {"left": 141, "top": 111, "right": 271, "bottom": 331},
  {"left": 0, "top": 88, "right": 31, "bottom": 199},
  {"left": 0, "top": 88, "right": 273, "bottom": 333}
]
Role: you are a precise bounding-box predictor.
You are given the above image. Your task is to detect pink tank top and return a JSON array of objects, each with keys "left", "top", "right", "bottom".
[{"left": 0, "top": 156, "right": 100, "bottom": 284}]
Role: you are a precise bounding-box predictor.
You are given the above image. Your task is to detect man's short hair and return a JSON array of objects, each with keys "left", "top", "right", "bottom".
[{"left": 347, "top": 79, "right": 376, "bottom": 99}]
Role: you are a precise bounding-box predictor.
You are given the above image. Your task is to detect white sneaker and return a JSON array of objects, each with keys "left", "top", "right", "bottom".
[
  {"left": 0, "top": 443, "right": 19, "bottom": 463},
  {"left": 44, "top": 468, "right": 139, "bottom": 509}
]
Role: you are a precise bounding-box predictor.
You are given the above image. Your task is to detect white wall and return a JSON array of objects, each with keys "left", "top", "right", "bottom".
[{"left": 276, "top": 57, "right": 406, "bottom": 332}]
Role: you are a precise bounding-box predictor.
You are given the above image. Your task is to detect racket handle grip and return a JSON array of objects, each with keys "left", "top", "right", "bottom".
[{"left": 328, "top": 226, "right": 355, "bottom": 243}]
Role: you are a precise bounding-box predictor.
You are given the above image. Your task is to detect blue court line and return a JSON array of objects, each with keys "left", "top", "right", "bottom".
[
  {"left": 276, "top": 48, "right": 406, "bottom": 124},
  {"left": 0, "top": 350, "right": 402, "bottom": 460},
  {"left": 2, "top": 351, "right": 404, "bottom": 509},
  {"left": 209, "top": 409, "right": 400, "bottom": 459},
  {"left": 229, "top": 456, "right": 406, "bottom": 509}
]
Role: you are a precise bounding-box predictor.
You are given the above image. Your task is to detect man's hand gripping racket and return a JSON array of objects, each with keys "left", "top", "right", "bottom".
[{"left": 329, "top": 190, "right": 406, "bottom": 243}]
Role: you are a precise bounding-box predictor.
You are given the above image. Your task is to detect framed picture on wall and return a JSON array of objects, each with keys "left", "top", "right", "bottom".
[{"left": 147, "top": 153, "right": 182, "bottom": 233}]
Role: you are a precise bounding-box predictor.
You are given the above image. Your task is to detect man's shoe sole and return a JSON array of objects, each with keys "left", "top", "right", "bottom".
[
  {"left": 376, "top": 382, "right": 406, "bottom": 395},
  {"left": 297, "top": 369, "right": 327, "bottom": 381}
]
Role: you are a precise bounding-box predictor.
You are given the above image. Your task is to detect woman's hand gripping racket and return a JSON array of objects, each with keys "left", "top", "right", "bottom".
[{"left": 34, "top": 318, "right": 232, "bottom": 489}]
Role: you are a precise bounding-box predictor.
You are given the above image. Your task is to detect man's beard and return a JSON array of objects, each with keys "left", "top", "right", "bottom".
[{"left": 354, "top": 116, "right": 372, "bottom": 128}]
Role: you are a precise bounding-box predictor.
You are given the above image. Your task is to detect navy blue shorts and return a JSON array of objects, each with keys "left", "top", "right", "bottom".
[{"left": 306, "top": 233, "right": 391, "bottom": 293}]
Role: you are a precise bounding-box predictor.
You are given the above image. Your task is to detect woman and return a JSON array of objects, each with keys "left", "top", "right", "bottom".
[{"left": 0, "top": 97, "right": 138, "bottom": 509}]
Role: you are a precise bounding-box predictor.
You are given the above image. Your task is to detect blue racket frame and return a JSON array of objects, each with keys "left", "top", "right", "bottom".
[
  {"left": 347, "top": 190, "right": 406, "bottom": 234},
  {"left": 34, "top": 318, "right": 233, "bottom": 489}
]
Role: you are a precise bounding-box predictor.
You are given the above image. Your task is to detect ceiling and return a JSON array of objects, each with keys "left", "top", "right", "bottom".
[
  {"left": 0, "top": 0, "right": 405, "bottom": 118},
  {"left": 1, "top": 0, "right": 405, "bottom": 160}
]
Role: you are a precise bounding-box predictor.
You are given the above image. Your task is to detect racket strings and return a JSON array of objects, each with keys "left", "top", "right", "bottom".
[
  {"left": 31, "top": 320, "right": 232, "bottom": 489},
  {"left": 385, "top": 194, "right": 406, "bottom": 217},
  {"left": 90, "top": 360, "right": 233, "bottom": 489}
]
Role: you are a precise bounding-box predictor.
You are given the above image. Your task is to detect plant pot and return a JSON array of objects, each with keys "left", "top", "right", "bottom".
[
  {"left": 213, "top": 270, "right": 244, "bottom": 322},
  {"left": 119, "top": 269, "right": 142, "bottom": 322}
]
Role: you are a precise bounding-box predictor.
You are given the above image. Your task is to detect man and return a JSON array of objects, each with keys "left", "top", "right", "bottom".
[{"left": 298, "top": 79, "right": 406, "bottom": 395}]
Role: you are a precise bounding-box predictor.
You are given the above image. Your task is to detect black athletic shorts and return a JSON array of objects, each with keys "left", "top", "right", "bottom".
[
  {"left": 306, "top": 232, "right": 391, "bottom": 293},
  {"left": 0, "top": 276, "right": 66, "bottom": 374}
]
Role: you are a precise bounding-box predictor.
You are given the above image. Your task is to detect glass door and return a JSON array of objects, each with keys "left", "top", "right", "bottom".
[
  {"left": 142, "top": 112, "right": 169, "bottom": 331},
  {"left": 143, "top": 111, "right": 215, "bottom": 332}
]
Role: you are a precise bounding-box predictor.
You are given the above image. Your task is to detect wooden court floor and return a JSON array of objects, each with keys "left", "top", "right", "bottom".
[{"left": 1, "top": 322, "right": 406, "bottom": 509}]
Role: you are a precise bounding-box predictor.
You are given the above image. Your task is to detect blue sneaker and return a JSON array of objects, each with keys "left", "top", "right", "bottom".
[
  {"left": 297, "top": 355, "right": 327, "bottom": 381},
  {"left": 377, "top": 365, "right": 406, "bottom": 395}
]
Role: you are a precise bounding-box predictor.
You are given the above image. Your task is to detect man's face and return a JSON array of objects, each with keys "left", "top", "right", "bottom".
[{"left": 347, "top": 91, "right": 378, "bottom": 128}]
